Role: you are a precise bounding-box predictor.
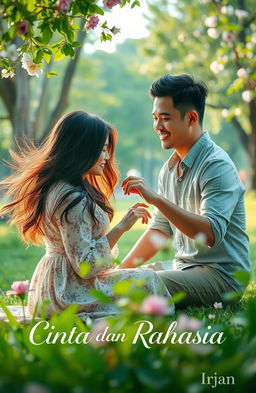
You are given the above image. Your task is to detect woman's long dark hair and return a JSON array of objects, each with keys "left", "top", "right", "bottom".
[{"left": 0, "top": 111, "right": 119, "bottom": 245}]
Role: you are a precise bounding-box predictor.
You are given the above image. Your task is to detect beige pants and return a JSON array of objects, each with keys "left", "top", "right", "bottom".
[{"left": 144, "top": 262, "right": 240, "bottom": 309}]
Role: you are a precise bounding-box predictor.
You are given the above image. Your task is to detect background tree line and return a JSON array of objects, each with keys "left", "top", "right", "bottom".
[{"left": 0, "top": 0, "right": 254, "bottom": 190}]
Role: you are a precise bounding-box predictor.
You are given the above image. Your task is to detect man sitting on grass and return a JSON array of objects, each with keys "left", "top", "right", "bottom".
[{"left": 119, "top": 74, "right": 251, "bottom": 309}]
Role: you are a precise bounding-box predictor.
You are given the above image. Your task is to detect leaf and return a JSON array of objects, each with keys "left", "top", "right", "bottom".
[
  {"left": 0, "top": 299, "right": 22, "bottom": 328},
  {"left": 89, "top": 4, "right": 105, "bottom": 15},
  {"left": 131, "top": 0, "right": 140, "bottom": 8},
  {"left": 169, "top": 291, "right": 186, "bottom": 304},
  {"left": 72, "top": 41, "right": 82, "bottom": 47},
  {"left": 53, "top": 48, "right": 65, "bottom": 61},
  {"left": 89, "top": 289, "right": 112, "bottom": 304},
  {"left": 9, "top": 24, "right": 17, "bottom": 40},
  {"left": 35, "top": 48, "right": 44, "bottom": 63},
  {"left": 63, "top": 43, "right": 75, "bottom": 57},
  {"left": 42, "top": 28, "right": 53, "bottom": 44},
  {"left": 71, "top": 23, "right": 80, "bottom": 30},
  {"left": 232, "top": 270, "right": 251, "bottom": 286},
  {"left": 46, "top": 71, "right": 58, "bottom": 78},
  {"left": 80, "top": 262, "right": 91, "bottom": 278},
  {"left": 113, "top": 281, "right": 132, "bottom": 295}
]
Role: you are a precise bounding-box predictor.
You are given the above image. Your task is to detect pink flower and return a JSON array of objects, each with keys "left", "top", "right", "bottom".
[
  {"left": 56, "top": 0, "right": 72, "bottom": 13},
  {"left": 235, "top": 9, "right": 249, "bottom": 19},
  {"left": 141, "top": 295, "right": 168, "bottom": 315},
  {"left": 6, "top": 280, "right": 30, "bottom": 296},
  {"left": 86, "top": 15, "right": 100, "bottom": 30},
  {"left": 177, "top": 314, "right": 202, "bottom": 331},
  {"left": 18, "top": 20, "right": 29, "bottom": 35},
  {"left": 204, "top": 16, "right": 217, "bottom": 28},
  {"left": 208, "top": 314, "right": 216, "bottom": 319},
  {"left": 149, "top": 232, "right": 170, "bottom": 251},
  {"left": 213, "top": 302, "right": 223, "bottom": 309},
  {"left": 90, "top": 320, "right": 108, "bottom": 347},
  {"left": 242, "top": 90, "right": 252, "bottom": 103},
  {"left": 222, "top": 31, "right": 234, "bottom": 42},
  {"left": 104, "top": 0, "right": 121, "bottom": 9},
  {"left": 237, "top": 68, "right": 248, "bottom": 78}
]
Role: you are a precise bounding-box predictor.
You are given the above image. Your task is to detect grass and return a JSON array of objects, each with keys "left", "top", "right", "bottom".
[{"left": 0, "top": 193, "right": 255, "bottom": 312}]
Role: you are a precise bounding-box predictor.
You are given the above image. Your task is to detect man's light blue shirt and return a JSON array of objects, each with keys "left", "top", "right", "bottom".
[{"left": 149, "top": 132, "right": 251, "bottom": 290}]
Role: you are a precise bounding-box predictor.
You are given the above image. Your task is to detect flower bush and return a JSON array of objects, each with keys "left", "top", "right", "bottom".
[{"left": 0, "top": 271, "right": 256, "bottom": 392}]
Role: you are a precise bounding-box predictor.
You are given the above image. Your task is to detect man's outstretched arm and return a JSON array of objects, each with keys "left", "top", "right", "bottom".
[{"left": 119, "top": 228, "right": 170, "bottom": 269}]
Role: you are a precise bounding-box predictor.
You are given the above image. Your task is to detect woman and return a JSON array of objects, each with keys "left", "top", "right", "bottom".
[{"left": 0, "top": 111, "right": 172, "bottom": 320}]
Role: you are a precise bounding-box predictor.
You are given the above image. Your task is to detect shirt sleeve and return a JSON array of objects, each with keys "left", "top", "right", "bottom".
[
  {"left": 149, "top": 163, "right": 173, "bottom": 237},
  {"left": 55, "top": 194, "right": 114, "bottom": 279},
  {"left": 199, "top": 159, "right": 244, "bottom": 247}
]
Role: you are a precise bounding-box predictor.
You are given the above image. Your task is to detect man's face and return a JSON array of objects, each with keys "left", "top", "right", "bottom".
[{"left": 152, "top": 96, "right": 192, "bottom": 151}]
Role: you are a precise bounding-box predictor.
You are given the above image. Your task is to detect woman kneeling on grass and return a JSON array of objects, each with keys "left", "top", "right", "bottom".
[{"left": 0, "top": 111, "right": 172, "bottom": 320}]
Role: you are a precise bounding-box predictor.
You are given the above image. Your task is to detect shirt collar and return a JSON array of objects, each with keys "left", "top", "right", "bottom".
[{"left": 168, "top": 132, "right": 211, "bottom": 169}]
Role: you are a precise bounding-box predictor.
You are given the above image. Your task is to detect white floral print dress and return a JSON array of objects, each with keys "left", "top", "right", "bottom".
[{"left": 27, "top": 182, "right": 172, "bottom": 321}]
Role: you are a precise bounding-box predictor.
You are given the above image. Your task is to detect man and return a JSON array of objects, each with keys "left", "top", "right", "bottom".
[{"left": 119, "top": 74, "right": 250, "bottom": 308}]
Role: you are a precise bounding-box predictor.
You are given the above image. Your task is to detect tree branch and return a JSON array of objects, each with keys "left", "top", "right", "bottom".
[
  {"left": 32, "top": 59, "right": 54, "bottom": 140},
  {"left": 40, "top": 20, "right": 87, "bottom": 142},
  {"left": 0, "top": 78, "right": 16, "bottom": 125}
]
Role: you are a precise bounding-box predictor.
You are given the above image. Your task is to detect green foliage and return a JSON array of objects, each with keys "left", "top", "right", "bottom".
[
  {"left": 0, "top": 195, "right": 255, "bottom": 391},
  {"left": 140, "top": 0, "right": 256, "bottom": 121},
  {"left": 0, "top": 0, "right": 141, "bottom": 72},
  {"left": 0, "top": 291, "right": 256, "bottom": 391}
]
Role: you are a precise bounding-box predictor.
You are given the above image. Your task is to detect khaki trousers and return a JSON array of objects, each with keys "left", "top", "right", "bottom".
[{"left": 145, "top": 262, "right": 240, "bottom": 309}]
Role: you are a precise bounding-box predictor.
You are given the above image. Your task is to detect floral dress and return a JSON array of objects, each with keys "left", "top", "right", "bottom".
[{"left": 27, "top": 182, "right": 172, "bottom": 321}]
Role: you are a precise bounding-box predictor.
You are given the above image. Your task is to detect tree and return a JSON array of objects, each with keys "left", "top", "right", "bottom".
[
  {"left": 139, "top": 0, "right": 256, "bottom": 189},
  {"left": 0, "top": 0, "right": 140, "bottom": 147}
]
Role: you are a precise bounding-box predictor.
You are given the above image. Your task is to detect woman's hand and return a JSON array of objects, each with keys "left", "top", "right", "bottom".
[{"left": 117, "top": 203, "right": 152, "bottom": 232}]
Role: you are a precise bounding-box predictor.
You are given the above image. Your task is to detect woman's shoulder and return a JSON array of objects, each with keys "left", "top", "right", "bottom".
[{"left": 47, "top": 181, "right": 86, "bottom": 212}]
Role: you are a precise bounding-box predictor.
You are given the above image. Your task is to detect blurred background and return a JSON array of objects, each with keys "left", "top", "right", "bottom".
[{"left": 0, "top": 0, "right": 255, "bottom": 289}]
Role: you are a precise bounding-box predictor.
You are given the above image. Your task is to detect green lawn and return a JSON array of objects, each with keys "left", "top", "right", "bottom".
[{"left": 0, "top": 193, "right": 255, "bottom": 305}]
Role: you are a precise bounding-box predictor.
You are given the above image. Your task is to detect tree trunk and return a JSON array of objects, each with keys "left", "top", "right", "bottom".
[
  {"left": 248, "top": 99, "right": 256, "bottom": 190},
  {"left": 12, "top": 65, "right": 32, "bottom": 149}
]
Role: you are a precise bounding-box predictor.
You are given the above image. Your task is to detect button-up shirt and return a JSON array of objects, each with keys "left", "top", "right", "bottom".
[{"left": 149, "top": 132, "right": 250, "bottom": 290}]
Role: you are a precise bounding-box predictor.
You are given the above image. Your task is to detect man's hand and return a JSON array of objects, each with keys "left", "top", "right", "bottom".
[{"left": 121, "top": 176, "right": 158, "bottom": 205}]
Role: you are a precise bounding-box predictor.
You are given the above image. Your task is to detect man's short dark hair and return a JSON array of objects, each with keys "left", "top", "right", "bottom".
[{"left": 150, "top": 74, "right": 208, "bottom": 125}]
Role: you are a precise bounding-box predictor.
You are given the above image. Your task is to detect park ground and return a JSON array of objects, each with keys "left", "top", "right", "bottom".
[{"left": 0, "top": 193, "right": 255, "bottom": 317}]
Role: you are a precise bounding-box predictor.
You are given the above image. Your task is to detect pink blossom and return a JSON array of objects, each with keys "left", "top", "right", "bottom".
[
  {"left": 56, "top": 0, "right": 72, "bottom": 13},
  {"left": 177, "top": 314, "right": 202, "bottom": 331},
  {"left": 207, "top": 28, "right": 219, "bottom": 39},
  {"left": 104, "top": 0, "right": 121, "bottom": 9},
  {"left": 6, "top": 280, "right": 30, "bottom": 295},
  {"left": 194, "top": 232, "right": 207, "bottom": 249},
  {"left": 141, "top": 295, "right": 168, "bottom": 315},
  {"left": 220, "top": 5, "right": 234, "bottom": 15},
  {"left": 193, "top": 29, "right": 201, "bottom": 38},
  {"left": 86, "top": 15, "right": 100, "bottom": 30},
  {"left": 222, "top": 31, "right": 234, "bottom": 42},
  {"left": 235, "top": 9, "right": 249, "bottom": 19},
  {"left": 242, "top": 90, "right": 252, "bottom": 103},
  {"left": 208, "top": 314, "right": 216, "bottom": 319},
  {"left": 149, "top": 232, "right": 170, "bottom": 251},
  {"left": 237, "top": 68, "right": 248, "bottom": 78},
  {"left": 234, "top": 107, "right": 241, "bottom": 116},
  {"left": 210, "top": 60, "right": 224, "bottom": 74},
  {"left": 90, "top": 320, "right": 108, "bottom": 347},
  {"left": 204, "top": 16, "right": 217, "bottom": 28},
  {"left": 213, "top": 302, "right": 223, "bottom": 309},
  {"left": 18, "top": 20, "right": 29, "bottom": 35},
  {"left": 221, "top": 109, "right": 230, "bottom": 118}
]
